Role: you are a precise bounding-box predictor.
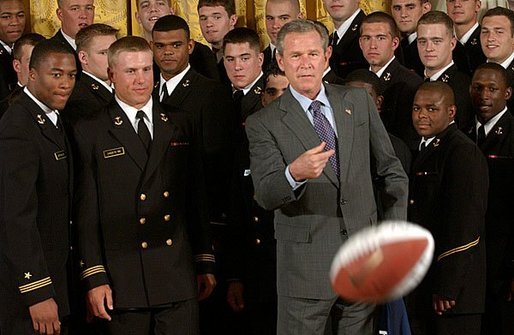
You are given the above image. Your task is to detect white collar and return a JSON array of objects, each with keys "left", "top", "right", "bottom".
[
  {"left": 160, "top": 64, "right": 191, "bottom": 101},
  {"left": 476, "top": 107, "right": 508, "bottom": 136},
  {"left": 23, "top": 87, "right": 59, "bottom": 126},
  {"left": 83, "top": 71, "right": 113, "bottom": 93},
  {"left": 115, "top": 95, "right": 153, "bottom": 135},
  {"left": 60, "top": 29, "right": 77, "bottom": 50},
  {"left": 373, "top": 56, "right": 396, "bottom": 78},
  {"left": 419, "top": 136, "right": 435, "bottom": 151},
  {"left": 0, "top": 39, "right": 12, "bottom": 54},
  {"left": 334, "top": 9, "right": 361, "bottom": 44},
  {"left": 407, "top": 32, "right": 417, "bottom": 45},
  {"left": 426, "top": 61, "right": 454, "bottom": 81},
  {"left": 459, "top": 22, "right": 479, "bottom": 45},
  {"left": 499, "top": 51, "right": 514, "bottom": 69},
  {"left": 234, "top": 72, "right": 263, "bottom": 96}
]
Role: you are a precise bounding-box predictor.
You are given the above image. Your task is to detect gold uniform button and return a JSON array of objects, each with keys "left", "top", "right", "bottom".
[
  {"left": 164, "top": 214, "right": 171, "bottom": 222},
  {"left": 253, "top": 216, "right": 259, "bottom": 223},
  {"left": 163, "top": 191, "right": 170, "bottom": 198},
  {"left": 166, "top": 239, "right": 173, "bottom": 246},
  {"left": 139, "top": 217, "right": 146, "bottom": 225},
  {"left": 409, "top": 199, "right": 415, "bottom": 205},
  {"left": 255, "top": 239, "right": 261, "bottom": 245},
  {"left": 140, "top": 194, "right": 146, "bottom": 201},
  {"left": 141, "top": 242, "right": 148, "bottom": 249}
]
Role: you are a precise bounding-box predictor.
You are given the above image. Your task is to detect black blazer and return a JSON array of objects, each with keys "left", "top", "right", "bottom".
[
  {"left": 0, "top": 92, "right": 72, "bottom": 324},
  {"left": 156, "top": 68, "right": 237, "bottom": 225},
  {"left": 72, "top": 99, "right": 214, "bottom": 308},
  {"left": 453, "top": 25, "right": 486, "bottom": 77},
  {"left": 467, "top": 112, "right": 514, "bottom": 293},
  {"left": 63, "top": 73, "right": 113, "bottom": 126},
  {"left": 50, "top": 30, "right": 81, "bottom": 76},
  {"left": 0, "top": 43, "right": 16, "bottom": 101},
  {"left": 399, "top": 37, "right": 424, "bottom": 77},
  {"left": 407, "top": 124, "right": 488, "bottom": 315},
  {"left": 329, "top": 10, "right": 368, "bottom": 79},
  {"left": 0, "top": 84, "right": 23, "bottom": 120},
  {"left": 378, "top": 58, "right": 423, "bottom": 150},
  {"left": 190, "top": 41, "right": 220, "bottom": 81},
  {"left": 323, "top": 68, "right": 345, "bottom": 85},
  {"left": 262, "top": 45, "right": 277, "bottom": 72}
]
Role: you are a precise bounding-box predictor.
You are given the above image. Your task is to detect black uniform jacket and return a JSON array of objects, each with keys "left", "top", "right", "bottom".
[
  {"left": 0, "top": 43, "right": 16, "bottom": 101},
  {"left": 467, "top": 112, "right": 514, "bottom": 293},
  {"left": 329, "top": 10, "right": 368, "bottom": 79},
  {"left": 0, "top": 92, "right": 72, "bottom": 319},
  {"left": 408, "top": 124, "right": 488, "bottom": 315},
  {"left": 453, "top": 26, "right": 486, "bottom": 77},
  {"left": 72, "top": 99, "right": 214, "bottom": 308},
  {"left": 398, "top": 37, "right": 424, "bottom": 77}
]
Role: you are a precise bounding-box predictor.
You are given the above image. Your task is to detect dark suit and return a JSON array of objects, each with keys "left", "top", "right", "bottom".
[
  {"left": 0, "top": 92, "right": 72, "bottom": 333},
  {"left": 262, "top": 45, "right": 276, "bottom": 72},
  {"left": 63, "top": 73, "right": 113, "bottom": 126},
  {"left": 0, "top": 84, "right": 23, "bottom": 120},
  {"left": 329, "top": 10, "right": 368, "bottom": 79},
  {"left": 407, "top": 124, "right": 488, "bottom": 334},
  {"left": 399, "top": 37, "right": 424, "bottom": 77},
  {"left": 504, "top": 58, "right": 514, "bottom": 113},
  {"left": 190, "top": 41, "right": 220, "bottom": 81},
  {"left": 453, "top": 25, "right": 486, "bottom": 77},
  {"left": 466, "top": 113, "right": 514, "bottom": 335},
  {"left": 50, "top": 30, "right": 81, "bottom": 76},
  {"left": 246, "top": 84, "right": 408, "bottom": 333},
  {"left": 73, "top": 99, "right": 214, "bottom": 317},
  {"left": 323, "top": 68, "right": 345, "bottom": 85},
  {"left": 432, "top": 64, "right": 474, "bottom": 130},
  {"left": 378, "top": 58, "right": 423, "bottom": 150},
  {"left": 0, "top": 43, "right": 16, "bottom": 101}
]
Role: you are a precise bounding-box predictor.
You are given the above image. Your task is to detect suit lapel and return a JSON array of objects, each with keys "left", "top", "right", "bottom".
[
  {"left": 107, "top": 101, "right": 148, "bottom": 171},
  {"left": 142, "top": 104, "right": 174, "bottom": 183}
]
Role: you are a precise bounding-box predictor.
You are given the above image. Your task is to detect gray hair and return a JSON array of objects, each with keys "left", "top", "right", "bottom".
[{"left": 276, "top": 19, "right": 329, "bottom": 55}]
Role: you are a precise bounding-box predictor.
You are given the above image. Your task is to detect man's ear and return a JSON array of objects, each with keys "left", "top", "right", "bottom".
[
  {"left": 78, "top": 50, "right": 88, "bottom": 65},
  {"left": 276, "top": 52, "right": 285, "bottom": 72},
  {"left": 505, "top": 86, "right": 512, "bottom": 101},
  {"left": 13, "top": 59, "right": 21, "bottom": 74},
  {"left": 448, "top": 104, "right": 457, "bottom": 121}
]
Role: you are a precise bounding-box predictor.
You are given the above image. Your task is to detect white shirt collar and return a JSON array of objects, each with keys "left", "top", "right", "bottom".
[
  {"left": 115, "top": 95, "right": 154, "bottom": 137},
  {"left": 419, "top": 136, "right": 435, "bottom": 151},
  {"left": 460, "top": 22, "right": 479, "bottom": 45},
  {"left": 0, "top": 39, "right": 12, "bottom": 54},
  {"left": 373, "top": 56, "right": 396, "bottom": 78},
  {"left": 269, "top": 42, "right": 276, "bottom": 53},
  {"left": 499, "top": 51, "right": 514, "bottom": 69},
  {"left": 160, "top": 64, "right": 191, "bottom": 101},
  {"left": 23, "top": 87, "right": 59, "bottom": 126},
  {"left": 83, "top": 71, "right": 113, "bottom": 93},
  {"left": 476, "top": 106, "right": 508, "bottom": 136},
  {"left": 426, "top": 61, "right": 454, "bottom": 81},
  {"left": 407, "top": 32, "right": 417, "bottom": 44},
  {"left": 234, "top": 72, "right": 263, "bottom": 96},
  {"left": 60, "top": 29, "right": 77, "bottom": 50},
  {"left": 334, "top": 9, "right": 361, "bottom": 45}
]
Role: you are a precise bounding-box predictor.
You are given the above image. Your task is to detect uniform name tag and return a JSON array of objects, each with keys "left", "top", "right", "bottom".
[
  {"left": 54, "top": 150, "right": 67, "bottom": 161},
  {"left": 103, "top": 147, "right": 125, "bottom": 159},
  {"left": 170, "top": 141, "right": 189, "bottom": 147}
]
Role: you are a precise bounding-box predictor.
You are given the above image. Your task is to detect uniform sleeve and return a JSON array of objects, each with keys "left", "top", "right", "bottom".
[
  {"left": 0, "top": 126, "right": 56, "bottom": 306},
  {"left": 433, "top": 144, "right": 489, "bottom": 299},
  {"left": 71, "top": 125, "right": 110, "bottom": 290}
]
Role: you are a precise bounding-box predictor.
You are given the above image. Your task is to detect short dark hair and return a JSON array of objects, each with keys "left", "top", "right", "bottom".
[
  {"left": 345, "top": 69, "right": 383, "bottom": 95},
  {"left": 264, "top": 62, "right": 285, "bottom": 87},
  {"left": 108, "top": 36, "right": 151, "bottom": 68},
  {"left": 361, "top": 11, "right": 400, "bottom": 39},
  {"left": 152, "top": 14, "right": 190, "bottom": 40},
  {"left": 29, "top": 39, "right": 76, "bottom": 70},
  {"left": 473, "top": 62, "right": 510, "bottom": 88},
  {"left": 76, "top": 23, "right": 119, "bottom": 52},
  {"left": 417, "top": 11, "right": 454, "bottom": 37},
  {"left": 197, "top": 0, "right": 236, "bottom": 16},
  {"left": 482, "top": 6, "right": 514, "bottom": 36},
  {"left": 416, "top": 81, "right": 455, "bottom": 105},
  {"left": 276, "top": 19, "right": 329, "bottom": 55},
  {"left": 223, "top": 27, "right": 261, "bottom": 52},
  {"left": 13, "top": 33, "right": 45, "bottom": 60}
]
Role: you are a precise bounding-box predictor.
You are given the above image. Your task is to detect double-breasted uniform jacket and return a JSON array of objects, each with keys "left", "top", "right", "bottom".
[
  {"left": 329, "top": 10, "right": 368, "bottom": 79},
  {"left": 0, "top": 42, "right": 16, "bottom": 101},
  {"left": 63, "top": 73, "right": 113, "bottom": 126},
  {"left": 433, "top": 64, "right": 474, "bottom": 130},
  {"left": 156, "top": 67, "right": 237, "bottom": 228},
  {"left": 246, "top": 84, "right": 408, "bottom": 299},
  {"left": 407, "top": 124, "right": 488, "bottom": 315},
  {"left": 378, "top": 58, "right": 423, "bottom": 150},
  {"left": 226, "top": 75, "right": 276, "bottom": 302},
  {"left": 399, "top": 36, "right": 424, "bottom": 77},
  {"left": 453, "top": 25, "right": 486, "bottom": 77},
  {"left": 467, "top": 112, "right": 514, "bottom": 294},
  {"left": 0, "top": 92, "right": 72, "bottom": 326},
  {"left": 72, "top": 99, "right": 214, "bottom": 308}
]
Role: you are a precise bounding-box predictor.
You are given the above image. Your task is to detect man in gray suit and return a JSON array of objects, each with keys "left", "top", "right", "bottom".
[{"left": 245, "top": 19, "right": 409, "bottom": 335}]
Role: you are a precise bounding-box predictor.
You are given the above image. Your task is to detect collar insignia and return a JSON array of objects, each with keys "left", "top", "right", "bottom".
[
  {"left": 383, "top": 72, "right": 391, "bottom": 81},
  {"left": 182, "top": 79, "right": 190, "bottom": 87},
  {"left": 254, "top": 86, "right": 262, "bottom": 95},
  {"left": 160, "top": 113, "right": 169, "bottom": 122},
  {"left": 36, "top": 114, "right": 46, "bottom": 125},
  {"left": 114, "top": 116, "right": 123, "bottom": 126},
  {"left": 441, "top": 74, "right": 449, "bottom": 83},
  {"left": 470, "top": 38, "right": 478, "bottom": 46},
  {"left": 495, "top": 126, "right": 503, "bottom": 135},
  {"left": 351, "top": 24, "right": 358, "bottom": 31},
  {"left": 433, "top": 138, "right": 441, "bottom": 147},
  {"left": 91, "top": 83, "right": 99, "bottom": 90}
]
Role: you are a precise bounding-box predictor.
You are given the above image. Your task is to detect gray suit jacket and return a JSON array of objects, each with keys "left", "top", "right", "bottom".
[{"left": 245, "top": 84, "right": 408, "bottom": 300}]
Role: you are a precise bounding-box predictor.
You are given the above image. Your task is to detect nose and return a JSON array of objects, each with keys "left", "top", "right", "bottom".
[
  {"left": 400, "top": 7, "right": 408, "bottom": 18},
  {"left": 453, "top": 0, "right": 463, "bottom": 7},
  {"left": 272, "top": 18, "right": 281, "bottom": 30},
  {"left": 370, "top": 37, "right": 378, "bottom": 49}
]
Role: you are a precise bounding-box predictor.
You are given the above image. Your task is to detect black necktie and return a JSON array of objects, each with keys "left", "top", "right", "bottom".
[
  {"left": 332, "top": 32, "right": 339, "bottom": 46},
  {"left": 424, "top": 77, "right": 431, "bottom": 83},
  {"left": 477, "top": 125, "right": 486, "bottom": 146},
  {"left": 419, "top": 141, "right": 427, "bottom": 151},
  {"left": 136, "top": 110, "right": 151, "bottom": 152},
  {"left": 161, "top": 85, "right": 169, "bottom": 101}
]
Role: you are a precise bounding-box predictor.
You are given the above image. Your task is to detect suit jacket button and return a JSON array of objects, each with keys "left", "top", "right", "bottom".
[
  {"left": 255, "top": 238, "right": 261, "bottom": 245},
  {"left": 341, "top": 229, "right": 348, "bottom": 236},
  {"left": 409, "top": 199, "right": 415, "bottom": 205},
  {"left": 141, "top": 242, "right": 148, "bottom": 249},
  {"left": 164, "top": 214, "right": 171, "bottom": 221},
  {"left": 166, "top": 239, "right": 173, "bottom": 246},
  {"left": 139, "top": 217, "right": 146, "bottom": 225},
  {"left": 253, "top": 216, "right": 259, "bottom": 223},
  {"left": 163, "top": 191, "right": 169, "bottom": 198},
  {"left": 140, "top": 194, "right": 147, "bottom": 201},
  {"left": 340, "top": 199, "right": 348, "bottom": 205}
]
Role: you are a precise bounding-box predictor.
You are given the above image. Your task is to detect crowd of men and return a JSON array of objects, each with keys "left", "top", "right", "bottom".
[{"left": 0, "top": 0, "right": 512, "bottom": 334}]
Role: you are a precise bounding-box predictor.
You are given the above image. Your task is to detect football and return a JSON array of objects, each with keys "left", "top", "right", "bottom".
[{"left": 330, "top": 221, "right": 434, "bottom": 303}]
